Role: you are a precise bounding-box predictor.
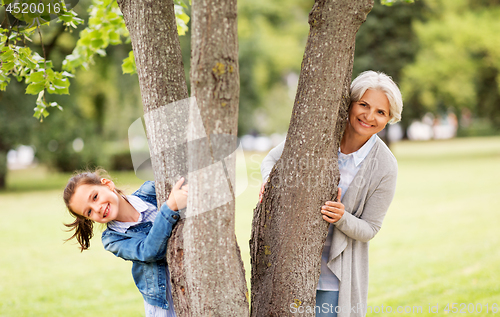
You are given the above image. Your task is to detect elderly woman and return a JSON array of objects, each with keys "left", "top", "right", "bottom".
[{"left": 260, "top": 71, "right": 403, "bottom": 317}]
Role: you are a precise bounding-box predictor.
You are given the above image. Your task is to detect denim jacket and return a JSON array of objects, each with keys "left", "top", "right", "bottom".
[{"left": 101, "top": 181, "right": 180, "bottom": 309}]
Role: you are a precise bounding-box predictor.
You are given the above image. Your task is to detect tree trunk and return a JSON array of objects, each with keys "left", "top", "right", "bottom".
[
  {"left": 250, "top": 1, "right": 373, "bottom": 316},
  {"left": 116, "top": 0, "right": 189, "bottom": 202},
  {"left": 117, "top": 0, "right": 248, "bottom": 315},
  {"left": 116, "top": 0, "right": 190, "bottom": 312},
  {"left": 167, "top": 0, "right": 249, "bottom": 315}
]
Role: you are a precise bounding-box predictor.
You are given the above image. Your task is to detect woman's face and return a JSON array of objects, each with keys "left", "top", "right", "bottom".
[{"left": 348, "top": 89, "right": 391, "bottom": 139}]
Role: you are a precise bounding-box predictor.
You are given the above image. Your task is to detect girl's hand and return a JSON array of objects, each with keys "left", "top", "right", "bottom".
[
  {"left": 167, "top": 177, "right": 188, "bottom": 211},
  {"left": 321, "top": 187, "right": 344, "bottom": 224}
]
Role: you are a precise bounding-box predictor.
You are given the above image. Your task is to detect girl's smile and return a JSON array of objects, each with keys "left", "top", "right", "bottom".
[
  {"left": 69, "top": 179, "right": 139, "bottom": 223},
  {"left": 103, "top": 203, "right": 110, "bottom": 218}
]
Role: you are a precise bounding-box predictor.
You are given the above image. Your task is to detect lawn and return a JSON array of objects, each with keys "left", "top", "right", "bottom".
[{"left": 1, "top": 136, "right": 499, "bottom": 316}]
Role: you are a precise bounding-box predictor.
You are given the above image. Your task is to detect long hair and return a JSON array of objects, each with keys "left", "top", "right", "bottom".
[{"left": 63, "top": 168, "right": 126, "bottom": 252}]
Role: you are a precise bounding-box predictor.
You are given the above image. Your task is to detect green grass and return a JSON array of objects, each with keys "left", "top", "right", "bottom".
[
  {"left": 368, "top": 136, "right": 500, "bottom": 316},
  {"left": 1, "top": 136, "right": 500, "bottom": 316}
]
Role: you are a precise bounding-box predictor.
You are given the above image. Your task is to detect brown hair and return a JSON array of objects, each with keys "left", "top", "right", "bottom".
[{"left": 63, "top": 168, "right": 126, "bottom": 252}]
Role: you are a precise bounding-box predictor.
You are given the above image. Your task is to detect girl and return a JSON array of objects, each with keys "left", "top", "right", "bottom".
[
  {"left": 63, "top": 169, "right": 187, "bottom": 317},
  {"left": 260, "top": 71, "right": 402, "bottom": 317}
]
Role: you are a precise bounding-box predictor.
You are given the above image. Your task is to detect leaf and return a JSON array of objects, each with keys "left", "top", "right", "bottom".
[
  {"left": 1, "top": 61, "right": 15, "bottom": 72},
  {"left": 33, "top": 108, "right": 42, "bottom": 119},
  {"left": 18, "top": 50, "right": 38, "bottom": 68},
  {"left": 36, "top": 90, "right": 45, "bottom": 102},
  {"left": 48, "top": 84, "right": 69, "bottom": 95},
  {"left": 26, "top": 71, "right": 46, "bottom": 84},
  {"left": 0, "top": 74, "right": 10, "bottom": 91},
  {"left": 26, "top": 82, "right": 46, "bottom": 95},
  {"left": 121, "top": 51, "right": 136, "bottom": 75},
  {"left": 61, "top": 71, "right": 75, "bottom": 78},
  {"left": 0, "top": 47, "right": 14, "bottom": 61},
  {"left": 0, "top": 71, "right": 8, "bottom": 82},
  {"left": 381, "top": 0, "right": 414, "bottom": 5},
  {"left": 174, "top": 0, "right": 188, "bottom": 9},
  {"left": 95, "top": 49, "right": 106, "bottom": 56},
  {"left": 34, "top": 97, "right": 50, "bottom": 119},
  {"left": 36, "top": 59, "right": 53, "bottom": 68},
  {"left": 53, "top": 77, "right": 70, "bottom": 88},
  {"left": 50, "top": 101, "right": 63, "bottom": 111},
  {"left": 45, "top": 68, "right": 56, "bottom": 82},
  {"left": 90, "top": 38, "right": 105, "bottom": 49},
  {"left": 109, "top": 32, "right": 121, "bottom": 45}
]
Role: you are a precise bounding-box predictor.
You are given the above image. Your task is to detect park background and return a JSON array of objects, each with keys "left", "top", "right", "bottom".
[{"left": 1, "top": 0, "right": 500, "bottom": 316}]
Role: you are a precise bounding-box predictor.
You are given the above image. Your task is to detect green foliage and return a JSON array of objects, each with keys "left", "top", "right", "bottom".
[
  {"left": 121, "top": 50, "right": 135, "bottom": 74},
  {"left": 0, "top": 10, "right": 83, "bottom": 120},
  {"left": 62, "top": 0, "right": 189, "bottom": 75},
  {"left": 353, "top": 0, "right": 426, "bottom": 127},
  {"left": 31, "top": 94, "right": 111, "bottom": 171},
  {"left": 237, "top": 0, "right": 419, "bottom": 135},
  {"left": 237, "top": 0, "right": 313, "bottom": 135},
  {"left": 2, "top": 0, "right": 72, "bottom": 30},
  {"left": 0, "top": 79, "right": 37, "bottom": 151},
  {"left": 175, "top": 1, "right": 190, "bottom": 36},
  {"left": 354, "top": 1, "right": 425, "bottom": 83},
  {"left": 401, "top": 0, "right": 500, "bottom": 127},
  {"left": 0, "top": 0, "right": 189, "bottom": 119},
  {"left": 381, "top": 0, "right": 415, "bottom": 5},
  {"left": 61, "top": 0, "right": 129, "bottom": 73}
]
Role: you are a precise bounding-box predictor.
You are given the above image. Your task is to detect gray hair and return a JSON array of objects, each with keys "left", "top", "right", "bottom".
[{"left": 350, "top": 71, "right": 403, "bottom": 124}]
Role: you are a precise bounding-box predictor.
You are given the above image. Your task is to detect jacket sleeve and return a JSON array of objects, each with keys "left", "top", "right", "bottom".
[
  {"left": 102, "top": 202, "right": 180, "bottom": 262},
  {"left": 261, "top": 140, "right": 285, "bottom": 182},
  {"left": 333, "top": 168, "right": 397, "bottom": 242}
]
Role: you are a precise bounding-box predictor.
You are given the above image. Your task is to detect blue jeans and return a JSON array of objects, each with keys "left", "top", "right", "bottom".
[{"left": 315, "top": 290, "right": 339, "bottom": 317}]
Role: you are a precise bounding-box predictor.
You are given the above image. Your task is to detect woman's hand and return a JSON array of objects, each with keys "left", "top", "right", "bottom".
[
  {"left": 167, "top": 177, "right": 188, "bottom": 211},
  {"left": 259, "top": 182, "right": 266, "bottom": 203},
  {"left": 321, "top": 188, "right": 344, "bottom": 223}
]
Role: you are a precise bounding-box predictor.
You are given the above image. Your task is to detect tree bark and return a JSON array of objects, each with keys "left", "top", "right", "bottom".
[
  {"left": 116, "top": 0, "right": 189, "bottom": 201},
  {"left": 118, "top": 0, "right": 247, "bottom": 315},
  {"left": 250, "top": 1, "right": 373, "bottom": 316},
  {"left": 116, "top": 0, "right": 190, "bottom": 312},
  {"left": 167, "top": 0, "right": 249, "bottom": 315}
]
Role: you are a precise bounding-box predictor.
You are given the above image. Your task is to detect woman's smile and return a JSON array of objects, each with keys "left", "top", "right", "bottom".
[
  {"left": 357, "top": 118, "right": 374, "bottom": 128},
  {"left": 347, "top": 89, "right": 391, "bottom": 140}
]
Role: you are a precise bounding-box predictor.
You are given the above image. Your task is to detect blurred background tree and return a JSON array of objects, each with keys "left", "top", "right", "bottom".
[
  {"left": 401, "top": 0, "right": 500, "bottom": 135},
  {"left": 0, "top": 0, "right": 144, "bottom": 186},
  {"left": 0, "top": 83, "right": 34, "bottom": 187},
  {"left": 354, "top": 0, "right": 427, "bottom": 134},
  {"left": 2, "top": 0, "right": 500, "bottom": 189}
]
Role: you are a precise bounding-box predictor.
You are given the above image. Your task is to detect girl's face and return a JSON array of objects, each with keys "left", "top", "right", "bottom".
[
  {"left": 348, "top": 89, "right": 391, "bottom": 139},
  {"left": 69, "top": 179, "right": 121, "bottom": 224}
]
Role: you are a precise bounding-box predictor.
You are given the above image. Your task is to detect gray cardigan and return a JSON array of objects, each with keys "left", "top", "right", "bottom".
[{"left": 261, "top": 136, "right": 398, "bottom": 317}]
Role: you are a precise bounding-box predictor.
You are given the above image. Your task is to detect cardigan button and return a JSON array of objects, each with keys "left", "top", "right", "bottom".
[{"left": 173, "top": 214, "right": 179, "bottom": 220}]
